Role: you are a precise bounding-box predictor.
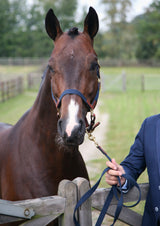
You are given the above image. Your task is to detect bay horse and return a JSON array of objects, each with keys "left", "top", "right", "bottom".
[{"left": 0, "top": 6, "right": 100, "bottom": 208}]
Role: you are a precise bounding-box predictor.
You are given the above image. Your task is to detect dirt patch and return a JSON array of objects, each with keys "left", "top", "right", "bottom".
[{"left": 79, "top": 106, "right": 109, "bottom": 176}]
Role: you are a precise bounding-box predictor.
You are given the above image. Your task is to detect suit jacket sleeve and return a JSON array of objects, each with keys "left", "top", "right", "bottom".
[{"left": 121, "top": 119, "right": 147, "bottom": 186}]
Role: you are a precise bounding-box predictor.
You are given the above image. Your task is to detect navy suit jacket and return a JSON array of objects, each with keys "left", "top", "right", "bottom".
[{"left": 121, "top": 114, "right": 160, "bottom": 226}]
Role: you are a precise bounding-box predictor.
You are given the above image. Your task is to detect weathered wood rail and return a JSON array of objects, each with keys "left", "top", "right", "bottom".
[
  {"left": 27, "top": 73, "right": 41, "bottom": 90},
  {"left": 0, "top": 178, "right": 149, "bottom": 226},
  {"left": 0, "top": 77, "right": 23, "bottom": 102}
]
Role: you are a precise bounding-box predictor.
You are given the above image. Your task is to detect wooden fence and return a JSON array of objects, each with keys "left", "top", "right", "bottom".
[
  {"left": 27, "top": 73, "right": 41, "bottom": 90},
  {"left": 0, "top": 58, "right": 47, "bottom": 66},
  {"left": 0, "top": 77, "right": 23, "bottom": 102},
  {"left": 1, "top": 71, "right": 160, "bottom": 103},
  {"left": 0, "top": 73, "right": 41, "bottom": 102},
  {"left": 0, "top": 72, "right": 42, "bottom": 103},
  {"left": 0, "top": 57, "right": 160, "bottom": 67},
  {"left": 0, "top": 177, "right": 149, "bottom": 226},
  {"left": 102, "top": 72, "right": 160, "bottom": 92}
]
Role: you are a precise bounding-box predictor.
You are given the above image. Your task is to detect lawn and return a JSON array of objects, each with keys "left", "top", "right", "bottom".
[
  {"left": 0, "top": 65, "right": 40, "bottom": 81},
  {"left": 1, "top": 66, "right": 159, "bottom": 184},
  {"left": 102, "top": 66, "right": 160, "bottom": 76},
  {"left": 88, "top": 66, "right": 160, "bottom": 187},
  {"left": 95, "top": 89, "right": 160, "bottom": 218},
  {"left": 0, "top": 91, "right": 37, "bottom": 124},
  {"left": 87, "top": 67, "right": 160, "bottom": 221},
  {"left": 0, "top": 65, "right": 160, "bottom": 221},
  {"left": 102, "top": 66, "right": 160, "bottom": 92}
]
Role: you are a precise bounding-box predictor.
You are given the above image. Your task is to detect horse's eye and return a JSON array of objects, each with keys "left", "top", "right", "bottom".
[
  {"left": 48, "top": 65, "right": 55, "bottom": 74},
  {"left": 90, "top": 62, "right": 100, "bottom": 78},
  {"left": 90, "top": 62, "right": 98, "bottom": 71}
]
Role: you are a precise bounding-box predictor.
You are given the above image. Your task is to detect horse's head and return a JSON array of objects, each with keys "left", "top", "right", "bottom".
[{"left": 45, "top": 7, "right": 100, "bottom": 147}]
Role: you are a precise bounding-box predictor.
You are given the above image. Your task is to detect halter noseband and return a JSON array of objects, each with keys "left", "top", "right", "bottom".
[{"left": 48, "top": 65, "right": 100, "bottom": 111}]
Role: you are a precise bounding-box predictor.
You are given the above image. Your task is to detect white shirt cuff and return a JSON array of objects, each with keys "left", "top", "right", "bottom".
[{"left": 118, "top": 179, "right": 128, "bottom": 193}]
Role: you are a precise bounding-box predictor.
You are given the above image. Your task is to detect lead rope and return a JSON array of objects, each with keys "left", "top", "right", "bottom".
[{"left": 73, "top": 111, "right": 141, "bottom": 226}]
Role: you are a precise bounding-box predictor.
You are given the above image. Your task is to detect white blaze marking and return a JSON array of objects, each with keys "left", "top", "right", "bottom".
[{"left": 66, "top": 99, "right": 79, "bottom": 137}]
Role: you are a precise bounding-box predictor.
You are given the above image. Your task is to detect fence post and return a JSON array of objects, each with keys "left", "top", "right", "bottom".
[
  {"left": 27, "top": 74, "right": 32, "bottom": 89},
  {"left": 122, "top": 71, "right": 126, "bottom": 92},
  {"left": 18, "top": 77, "right": 23, "bottom": 93},
  {"left": 0, "top": 77, "right": 24, "bottom": 103},
  {"left": 73, "top": 177, "right": 92, "bottom": 226},
  {"left": 141, "top": 74, "right": 145, "bottom": 92},
  {"left": 58, "top": 180, "right": 78, "bottom": 226},
  {"left": 6, "top": 81, "right": 10, "bottom": 99},
  {"left": 0, "top": 82, "right": 5, "bottom": 102}
]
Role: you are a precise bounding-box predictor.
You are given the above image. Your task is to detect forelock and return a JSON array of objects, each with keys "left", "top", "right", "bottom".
[{"left": 68, "top": 27, "right": 79, "bottom": 38}]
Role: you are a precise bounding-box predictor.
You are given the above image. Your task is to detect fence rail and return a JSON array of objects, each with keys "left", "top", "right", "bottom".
[
  {"left": 0, "top": 73, "right": 41, "bottom": 102},
  {"left": 27, "top": 73, "right": 41, "bottom": 90},
  {"left": 0, "top": 57, "right": 160, "bottom": 67},
  {"left": 1, "top": 70, "right": 160, "bottom": 103},
  {"left": 102, "top": 72, "right": 160, "bottom": 92},
  {"left": 0, "top": 77, "right": 23, "bottom": 102},
  {"left": 0, "top": 58, "right": 47, "bottom": 65},
  {"left": 0, "top": 178, "right": 149, "bottom": 226}
]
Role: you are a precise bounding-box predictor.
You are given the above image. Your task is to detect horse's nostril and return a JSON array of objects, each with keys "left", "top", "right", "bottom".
[{"left": 57, "top": 118, "right": 85, "bottom": 146}]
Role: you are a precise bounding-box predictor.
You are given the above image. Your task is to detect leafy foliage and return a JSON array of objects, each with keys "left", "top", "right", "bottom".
[
  {"left": 134, "top": 0, "right": 160, "bottom": 60},
  {"left": 0, "top": 0, "right": 78, "bottom": 57},
  {"left": 0, "top": 0, "right": 160, "bottom": 60}
]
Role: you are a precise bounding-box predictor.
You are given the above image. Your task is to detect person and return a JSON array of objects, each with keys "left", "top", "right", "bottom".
[{"left": 105, "top": 114, "right": 160, "bottom": 226}]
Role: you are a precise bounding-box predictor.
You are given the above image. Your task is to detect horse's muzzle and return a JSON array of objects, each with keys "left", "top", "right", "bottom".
[{"left": 57, "top": 118, "right": 86, "bottom": 146}]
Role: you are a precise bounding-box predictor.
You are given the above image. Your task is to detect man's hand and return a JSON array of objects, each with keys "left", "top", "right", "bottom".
[{"left": 106, "top": 158, "right": 126, "bottom": 186}]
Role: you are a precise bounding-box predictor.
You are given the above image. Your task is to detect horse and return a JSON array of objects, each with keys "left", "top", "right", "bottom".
[{"left": 0, "top": 6, "right": 100, "bottom": 212}]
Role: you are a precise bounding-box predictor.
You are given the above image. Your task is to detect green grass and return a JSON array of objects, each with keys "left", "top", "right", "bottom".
[
  {"left": 87, "top": 66, "right": 160, "bottom": 187},
  {"left": 102, "top": 66, "right": 160, "bottom": 76},
  {"left": 0, "top": 65, "right": 40, "bottom": 81},
  {"left": 101, "top": 67, "right": 160, "bottom": 92},
  {"left": 88, "top": 89, "right": 160, "bottom": 220},
  {"left": 86, "top": 66, "right": 160, "bottom": 221},
  {"left": 0, "top": 66, "right": 159, "bottom": 180},
  {"left": 0, "top": 66, "right": 160, "bottom": 221},
  {"left": 89, "top": 89, "right": 160, "bottom": 185},
  {"left": 0, "top": 91, "right": 36, "bottom": 124}
]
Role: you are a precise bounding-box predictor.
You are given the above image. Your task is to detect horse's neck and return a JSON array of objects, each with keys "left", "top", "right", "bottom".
[{"left": 28, "top": 74, "right": 58, "bottom": 142}]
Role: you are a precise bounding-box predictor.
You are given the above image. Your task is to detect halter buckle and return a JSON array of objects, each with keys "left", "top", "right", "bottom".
[{"left": 86, "top": 110, "right": 100, "bottom": 133}]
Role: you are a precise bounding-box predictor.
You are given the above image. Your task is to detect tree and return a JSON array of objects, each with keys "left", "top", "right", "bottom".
[
  {"left": 134, "top": 0, "right": 160, "bottom": 60},
  {"left": 0, "top": 0, "right": 15, "bottom": 56},
  {"left": 100, "top": 0, "right": 134, "bottom": 59},
  {"left": 0, "top": 0, "right": 30, "bottom": 57},
  {"left": 0, "top": 0, "right": 79, "bottom": 57},
  {"left": 37, "top": 0, "right": 78, "bottom": 31}
]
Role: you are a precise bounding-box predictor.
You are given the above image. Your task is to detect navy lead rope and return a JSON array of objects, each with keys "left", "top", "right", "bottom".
[{"left": 73, "top": 123, "right": 141, "bottom": 226}]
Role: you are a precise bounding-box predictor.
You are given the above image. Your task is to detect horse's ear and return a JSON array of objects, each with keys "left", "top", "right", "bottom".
[
  {"left": 45, "top": 9, "right": 63, "bottom": 41},
  {"left": 83, "top": 7, "right": 99, "bottom": 39}
]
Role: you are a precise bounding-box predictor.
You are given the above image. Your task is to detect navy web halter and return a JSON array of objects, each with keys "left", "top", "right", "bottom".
[{"left": 48, "top": 65, "right": 100, "bottom": 110}]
